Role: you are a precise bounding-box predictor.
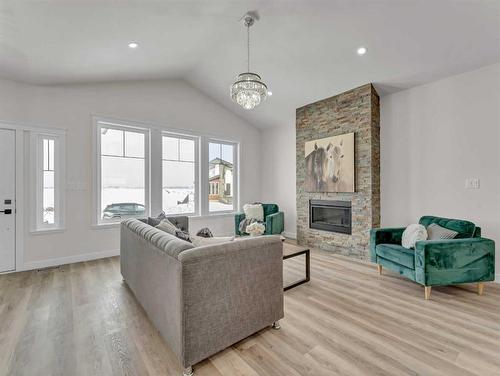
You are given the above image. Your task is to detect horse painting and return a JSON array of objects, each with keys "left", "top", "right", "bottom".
[{"left": 304, "top": 132, "right": 354, "bottom": 192}]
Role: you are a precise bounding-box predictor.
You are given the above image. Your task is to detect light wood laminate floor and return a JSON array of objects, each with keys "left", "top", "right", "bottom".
[{"left": 1, "top": 249, "right": 500, "bottom": 376}]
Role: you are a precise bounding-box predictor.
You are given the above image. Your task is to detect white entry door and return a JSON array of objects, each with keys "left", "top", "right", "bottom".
[{"left": 0, "top": 129, "right": 15, "bottom": 272}]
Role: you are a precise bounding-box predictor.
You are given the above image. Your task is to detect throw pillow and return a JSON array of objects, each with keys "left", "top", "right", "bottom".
[
  {"left": 156, "top": 211, "right": 168, "bottom": 221},
  {"left": 148, "top": 211, "right": 168, "bottom": 227},
  {"left": 175, "top": 230, "right": 191, "bottom": 242},
  {"left": 243, "top": 203, "right": 264, "bottom": 221},
  {"left": 191, "top": 235, "right": 234, "bottom": 248},
  {"left": 156, "top": 220, "right": 192, "bottom": 243},
  {"left": 427, "top": 223, "right": 458, "bottom": 240},
  {"left": 196, "top": 227, "right": 213, "bottom": 238},
  {"left": 156, "top": 219, "right": 179, "bottom": 236},
  {"left": 402, "top": 224, "right": 428, "bottom": 249}
]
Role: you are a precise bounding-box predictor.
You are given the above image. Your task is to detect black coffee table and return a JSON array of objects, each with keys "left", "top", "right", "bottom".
[{"left": 283, "top": 244, "right": 310, "bottom": 291}]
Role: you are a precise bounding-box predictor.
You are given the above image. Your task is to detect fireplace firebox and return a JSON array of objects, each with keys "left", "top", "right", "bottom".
[{"left": 309, "top": 200, "right": 352, "bottom": 234}]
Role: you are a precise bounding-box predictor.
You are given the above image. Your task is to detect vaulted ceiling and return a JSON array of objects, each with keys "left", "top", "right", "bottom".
[{"left": 2, "top": 0, "right": 500, "bottom": 128}]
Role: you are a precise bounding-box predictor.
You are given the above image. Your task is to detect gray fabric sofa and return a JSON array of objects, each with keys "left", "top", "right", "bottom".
[{"left": 120, "top": 218, "right": 284, "bottom": 375}]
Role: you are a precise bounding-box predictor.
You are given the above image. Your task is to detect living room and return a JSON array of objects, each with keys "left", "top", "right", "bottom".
[{"left": 0, "top": 1, "right": 499, "bottom": 375}]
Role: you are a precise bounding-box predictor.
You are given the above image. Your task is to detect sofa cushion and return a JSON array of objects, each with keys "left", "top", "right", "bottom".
[
  {"left": 419, "top": 216, "right": 475, "bottom": 239},
  {"left": 376, "top": 244, "right": 415, "bottom": 269}
]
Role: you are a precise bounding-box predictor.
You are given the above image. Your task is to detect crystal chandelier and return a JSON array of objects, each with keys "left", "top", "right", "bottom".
[{"left": 230, "top": 13, "right": 268, "bottom": 110}]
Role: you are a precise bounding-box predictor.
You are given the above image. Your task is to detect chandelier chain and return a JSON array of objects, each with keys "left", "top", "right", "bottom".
[{"left": 247, "top": 23, "right": 250, "bottom": 72}]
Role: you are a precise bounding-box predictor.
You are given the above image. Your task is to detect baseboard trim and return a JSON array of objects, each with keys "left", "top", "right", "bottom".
[
  {"left": 283, "top": 231, "right": 297, "bottom": 240},
  {"left": 21, "top": 249, "right": 120, "bottom": 272},
  {"left": 496, "top": 274, "right": 500, "bottom": 284}
]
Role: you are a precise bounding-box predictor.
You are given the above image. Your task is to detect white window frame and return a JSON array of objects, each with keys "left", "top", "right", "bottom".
[
  {"left": 92, "top": 116, "right": 240, "bottom": 223},
  {"left": 30, "top": 132, "right": 66, "bottom": 232},
  {"left": 207, "top": 138, "right": 239, "bottom": 215},
  {"left": 161, "top": 131, "right": 200, "bottom": 216},
  {"left": 94, "top": 120, "right": 150, "bottom": 225}
]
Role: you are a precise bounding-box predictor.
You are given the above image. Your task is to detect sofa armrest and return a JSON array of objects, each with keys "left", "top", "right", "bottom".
[
  {"left": 369, "top": 227, "right": 406, "bottom": 262},
  {"left": 234, "top": 213, "right": 246, "bottom": 235},
  {"left": 414, "top": 237, "right": 495, "bottom": 286},
  {"left": 265, "top": 211, "right": 284, "bottom": 235},
  {"left": 178, "top": 236, "right": 284, "bottom": 367}
]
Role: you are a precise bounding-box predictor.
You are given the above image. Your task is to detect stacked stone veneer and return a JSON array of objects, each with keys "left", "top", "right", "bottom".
[{"left": 296, "top": 84, "right": 380, "bottom": 259}]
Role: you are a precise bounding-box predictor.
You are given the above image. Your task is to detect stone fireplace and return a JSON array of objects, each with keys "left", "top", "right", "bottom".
[{"left": 296, "top": 84, "right": 380, "bottom": 259}]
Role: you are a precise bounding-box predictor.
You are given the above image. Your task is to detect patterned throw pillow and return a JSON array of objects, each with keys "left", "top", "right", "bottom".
[
  {"left": 402, "top": 224, "right": 428, "bottom": 249},
  {"left": 196, "top": 227, "right": 214, "bottom": 238},
  {"left": 426, "top": 223, "right": 458, "bottom": 240},
  {"left": 175, "top": 230, "right": 191, "bottom": 242}
]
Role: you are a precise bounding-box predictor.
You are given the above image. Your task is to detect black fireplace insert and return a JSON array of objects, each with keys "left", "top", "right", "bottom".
[{"left": 309, "top": 200, "right": 352, "bottom": 234}]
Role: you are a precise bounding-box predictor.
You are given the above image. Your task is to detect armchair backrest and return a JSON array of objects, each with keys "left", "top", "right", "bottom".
[
  {"left": 419, "top": 216, "right": 476, "bottom": 239},
  {"left": 262, "top": 203, "right": 279, "bottom": 218}
]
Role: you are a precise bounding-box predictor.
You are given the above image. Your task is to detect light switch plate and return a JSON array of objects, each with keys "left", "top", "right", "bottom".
[{"left": 465, "top": 178, "right": 480, "bottom": 189}]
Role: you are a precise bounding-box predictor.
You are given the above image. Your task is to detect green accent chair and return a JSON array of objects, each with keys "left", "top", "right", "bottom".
[
  {"left": 370, "top": 216, "right": 495, "bottom": 299},
  {"left": 235, "top": 203, "right": 284, "bottom": 236}
]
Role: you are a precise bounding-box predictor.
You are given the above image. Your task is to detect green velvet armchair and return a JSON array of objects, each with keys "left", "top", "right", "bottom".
[
  {"left": 235, "top": 203, "right": 284, "bottom": 236},
  {"left": 370, "top": 216, "right": 495, "bottom": 299}
]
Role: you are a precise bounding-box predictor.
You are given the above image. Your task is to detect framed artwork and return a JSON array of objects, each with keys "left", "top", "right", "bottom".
[{"left": 304, "top": 132, "right": 354, "bottom": 192}]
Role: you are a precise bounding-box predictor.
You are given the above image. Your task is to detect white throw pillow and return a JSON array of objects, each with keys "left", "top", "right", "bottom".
[
  {"left": 191, "top": 235, "right": 235, "bottom": 248},
  {"left": 243, "top": 203, "right": 264, "bottom": 221},
  {"left": 402, "top": 224, "right": 428, "bottom": 249}
]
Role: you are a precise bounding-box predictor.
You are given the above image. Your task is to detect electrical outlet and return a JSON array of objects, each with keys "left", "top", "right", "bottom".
[{"left": 465, "top": 178, "right": 480, "bottom": 189}]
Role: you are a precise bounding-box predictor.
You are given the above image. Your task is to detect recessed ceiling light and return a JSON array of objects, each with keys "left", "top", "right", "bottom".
[
  {"left": 128, "top": 42, "right": 139, "bottom": 49},
  {"left": 267, "top": 91, "right": 273, "bottom": 96},
  {"left": 357, "top": 47, "right": 367, "bottom": 55}
]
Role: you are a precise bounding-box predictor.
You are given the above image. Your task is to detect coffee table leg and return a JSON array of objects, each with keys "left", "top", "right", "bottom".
[
  {"left": 284, "top": 249, "right": 310, "bottom": 291},
  {"left": 305, "top": 249, "right": 310, "bottom": 283}
]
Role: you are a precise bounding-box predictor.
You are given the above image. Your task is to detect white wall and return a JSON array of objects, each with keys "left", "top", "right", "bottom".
[
  {"left": 260, "top": 125, "right": 297, "bottom": 238},
  {"left": 0, "top": 78, "right": 262, "bottom": 269},
  {"left": 381, "top": 63, "right": 500, "bottom": 275}
]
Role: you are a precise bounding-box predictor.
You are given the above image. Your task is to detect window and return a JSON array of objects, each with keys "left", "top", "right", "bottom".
[
  {"left": 31, "top": 132, "right": 65, "bottom": 231},
  {"left": 162, "top": 134, "right": 198, "bottom": 215},
  {"left": 96, "top": 122, "right": 149, "bottom": 223},
  {"left": 42, "top": 139, "right": 55, "bottom": 225},
  {"left": 94, "top": 117, "right": 239, "bottom": 223},
  {"left": 208, "top": 141, "right": 236, "bottom": 212}
]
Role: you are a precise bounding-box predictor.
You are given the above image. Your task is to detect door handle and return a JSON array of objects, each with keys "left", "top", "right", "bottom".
[{"left": 0, "top": 209, "right": 12, "bottom": 214}]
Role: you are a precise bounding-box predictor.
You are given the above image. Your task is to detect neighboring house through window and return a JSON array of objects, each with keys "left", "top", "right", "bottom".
[{"left": 208, "top": 141, "right": 236, "bottom": 213}]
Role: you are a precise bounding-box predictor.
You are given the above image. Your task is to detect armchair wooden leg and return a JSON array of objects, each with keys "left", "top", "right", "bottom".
[
  {"left": 478, "top": 282, "right": 485, "bottom": 296},
  {"left": 377, "top": 265, "right": 382, "bottom": 275},
  {"left": 424, "top": 286, "right": 432, "bottom": 300}
]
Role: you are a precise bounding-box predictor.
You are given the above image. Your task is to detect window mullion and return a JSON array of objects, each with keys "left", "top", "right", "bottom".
[{"left": 150, "top": 129, "right": 163, "bottom": 217}]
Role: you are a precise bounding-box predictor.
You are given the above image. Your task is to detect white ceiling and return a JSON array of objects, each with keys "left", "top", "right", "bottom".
[{"left": 1, "top": 0, "right": 500, "bottom": 128}]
